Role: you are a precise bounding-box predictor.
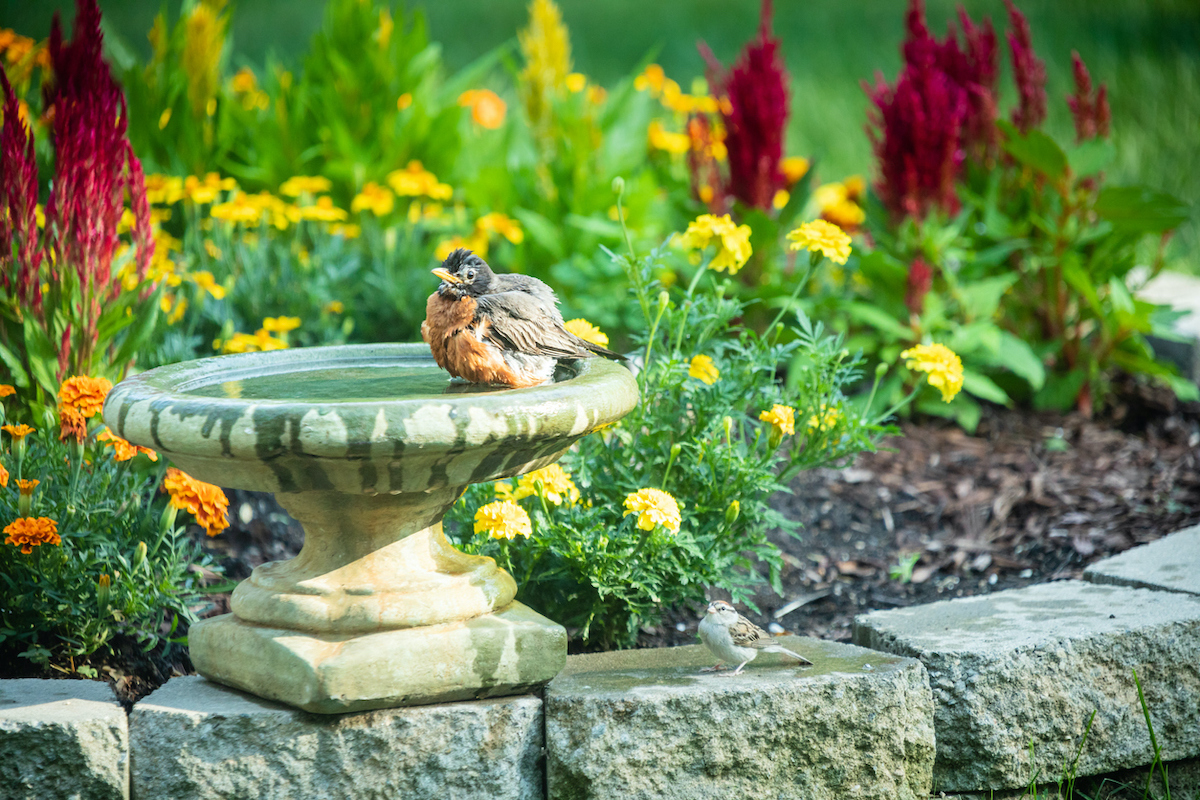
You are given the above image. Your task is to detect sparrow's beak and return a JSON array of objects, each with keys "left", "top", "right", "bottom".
[{"left": 431, "top": 267, "right": 462, "bottom": 284}]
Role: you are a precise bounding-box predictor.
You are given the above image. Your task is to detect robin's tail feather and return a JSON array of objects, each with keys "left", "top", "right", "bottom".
[{"left": 578, "top": 339, "right": 627, "bottom": 361}]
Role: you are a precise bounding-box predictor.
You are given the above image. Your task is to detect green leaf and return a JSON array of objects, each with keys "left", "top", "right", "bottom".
[
  {"left": 1067, "top": 139, "right": 1115, "bottom": 177},
  {"left": 1000, "top": 122, "right": 1067, "bottom": 180},
  {"left": 0, "top": 343, "right": 30, "bottom": 388},
  {"left": 1062, "top": 263, "right": 1103, "bottom": 316},
  {"left": 957, "top": 274, "right": 1018, "bottom": 320},
  {"left": 1095, "top": 186, "right": 1190, "bottom": 233},
  {"left": 994, "top": 332, "right": 1046, "bottom": 390},
  {"left": 846, "top": 301, "right": 909, "bottom": 340},
  {"left": 512, "top": 207, "right": 565, "bottom": 260},
  {"left": 22, "top": 317, "right": 59, "bottom": 396},
  {"left": 565, "top": 213, "right": 623, "bottom": 239},
  {"left": 111, "top": 300, "right": 163, "bottom": 370},
  {"left": 1033, "top": 369, "right": 1086, "bottom": 412},
  {"left": 1165, "top": 374, "right": 1200, "bottom": 403},
  {"left": 962, "top": 369, "right": 1012, "bottom": 406}
]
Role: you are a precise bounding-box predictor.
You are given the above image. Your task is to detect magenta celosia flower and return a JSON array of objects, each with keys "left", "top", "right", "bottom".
[
  {"left": 949, "top": 7, "right": 999, "bottom": 159},
  {"left": 698, "top": 0, "right": 788, "bottom": 211},
  {"left": 905, "top": 257, "right": 934, "bottom": 316},
  {"left": 1004, "top": 0, "right": 1046, "bottom": 134},
  {"left": 0, "top": 70, "right": 42, "bottom": 313},
  {"left": 40, "top": 0, "right": 154, "bottom": 372},
  {"left": 1066, "top": 51, "right": 1110, "bottom": 142}
]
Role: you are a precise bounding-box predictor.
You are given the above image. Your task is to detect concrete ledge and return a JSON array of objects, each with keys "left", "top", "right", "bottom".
[
  {"left": 854, "top": 581, "right": 1200, "bottom": 792},
  {"left": 0, "top": 679, "right": 129, "bottom": 800},
  {"left": 130, "top": 676, "right": 544, "bottom": 800},
  {"left": 1084, "top": 525, "right": 1200, "bottom": 595},
  {"left": 545, "top": 638, "right": 935, "bottom": 800}
]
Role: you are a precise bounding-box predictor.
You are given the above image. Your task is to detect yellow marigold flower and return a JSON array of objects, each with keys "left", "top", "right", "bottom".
[
  {"left": 476, "top": 212, "right": 524, "bottom": 244},
  {"left": 280, "top": 175, "right": 333, "bottom": 198},
  {"left": 458, "top": 89, "right": 507, "bottom": 129},
  {"left": 806, "top": 403, "right": 841, "bottom": 433},
  {"left": 182, "top": 2, "right": 226, "bottom": 119},
  {"left": 759, "top": 404, "right": 796, "bottom": 436},
  {"left": 436, "top": 230, "right": 490, "bottom": 262},
  {"left": 190, "top": 270, "right": 226, "bottom": 299},
  {"left": 163, "top": 294, "right": 188, "bottom": 325},
  {"left": 231, "top": 67, "right": 257, "bottom": 94},
  {"left": 331, "top": 223, "right": 361, "bottom": 239},
  {"left": 325, "top": 300, "right": 345, "bottom": 314},
  {"left": 474, "top": 500, "right": 532, "bottom": 540},
  {"left": 163, "top": 467, "right": 230, "bottom": 537},
  {"left": 586, "top": 84, "right": 606, "bottom": 105},
  {"left": 635, "top": 64, "right": 666, "bottom": 94},
  {"left": 843, "top": 174, "right": 867, "bottom": 202},
  {"left": 297, "top": 196, "right": 348, "bottom": 222},
  {"left": 397, "top": 92, "right": 412, "bottom": 110},
  {"left": 688, "top": 354, "right": 720, "bottom": 385},
  {"left": 648, "top": 120, "right": 690, "bottom": 155},
  {"left": 59, "top": 376, "right": 113, "bottom": 418},
  {"left": 623, "top": 487, "right": 682, "bottom": 534},
  {"left": 564, "top": 319, "right": 608, "bottom": 348},
  {"left": 781, "top": 156, "right": 810, "bottom": 185},
  {"left": 0, "top": 384, "right": 15, "bottom": 397},
  {"left": 387, "top": 161, "right": 453, "bottom": 200},
  {"left": 216, "top": 329, "right": 289, "bottom": 354},
  {"left": 210, "top": 193, "right": 263, "bottom": 225},
  {"left": 679, "top": 214, "right": 753, "bottom": 274},
  {"left": 376, "top": 8, "right": 394, "bottom": 48},
  {"left": 96, "top": 429, "right": 158, "bottom": 462},
  {"left": 183, "top": 173, "right": 236, "bottom": 205},
  {"left": 772, "top": 189, "right": 790, "bottom": 210},
  {"left": 0, "top": 461, "right": 7, "bottom": 488},
  {"left": 512, "top": 463, "right": 579, "bottom": 506},
  {"left": 822, "top": 198, "right": 865, "bottom": 230},
  {"left": 16, "top": 478, "right": 38, "bottom": 495},
  {"left": 901, "top": 343, "right": 964, "bottom": 403},
  {"left": 3, "top": 423, "right": 35, "bottom": 441},
  {"left": 565, "top": 72, "right": 586, "bottom": 93},
  {"left": 351, "top": 182, "right": 395, "bottom": 216},
  {"left": 493, "top": 480, "right": 515, "bottom": 501},
  {"left": 59, "top": 404, "right": 87, "bottom": 443},
  {"left": 262, "top": 316, "right": 301, "bottom": 334},
  {"left": 4, "top": 516, "right": 60, "bottom": 555},
  {"left": 786, "top": 219, "right": 852, "bottom": 265}
]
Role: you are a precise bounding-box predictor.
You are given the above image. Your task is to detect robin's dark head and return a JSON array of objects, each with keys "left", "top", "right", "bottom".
[{"left": 431, "top": 248, "right": 494, "bottom": 298}]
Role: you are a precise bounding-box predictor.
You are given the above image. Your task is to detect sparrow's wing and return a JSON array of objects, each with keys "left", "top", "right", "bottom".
[
  {"left": 728, "top": 615, "right": 776, "bottom": 649},
  {"left": 475, "top": 292, "right": 593, "bottom": 359}
]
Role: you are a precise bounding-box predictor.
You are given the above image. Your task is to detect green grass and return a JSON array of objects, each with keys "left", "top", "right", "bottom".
[{"left": 6, "top": 0, "right": 1197, "bottom": 270}]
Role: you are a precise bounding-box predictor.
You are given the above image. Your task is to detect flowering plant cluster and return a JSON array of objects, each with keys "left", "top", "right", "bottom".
[
  {"left": 0, "top": 379, "right": 226, "bottom": 675},
  {"left": 843, "top": 0, "right": 1193, "bottom": 426},
  {"left": 446, "top": 206, "right": 887, "bottom": 648}
]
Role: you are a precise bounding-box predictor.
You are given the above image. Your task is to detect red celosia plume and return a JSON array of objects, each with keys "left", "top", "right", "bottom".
[
  {"left": 905, "top": 257, "right": 934, "bottom": 316},
  {"left": 1004, "top": 0, "right": 1046, "bottom": 134},
  {"left": 0, "top": 69, "right": 43, "bottom": 312},
  {"left": 698, "top": 0, "right": 789, "bottom": 211},
  {"left": 1066, "top": 51, "right": 1110, "bottom": 142}
]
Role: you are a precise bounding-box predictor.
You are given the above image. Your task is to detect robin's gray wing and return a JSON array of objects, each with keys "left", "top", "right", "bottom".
[
  {"left": 475, "top": 292, "right": 592, "bottom": 359},
  {"left": 490, "top": 274, "right": 563, "bottom": 323}
]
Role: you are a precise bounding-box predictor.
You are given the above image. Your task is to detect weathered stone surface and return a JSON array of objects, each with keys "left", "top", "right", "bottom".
[
  {"left": 545, "top": 637, "right": 935, "bottom": 800},
  {"left": 854, "top": 581, "right": 1200, "bottom": 792},
  {"left": 130, "top": 676, "right": 543, "bottom": 800},
  {"left": 939, "top": 755, "right": 1200, "bottom": 800},
  {"left": 1084, "top": 525, "right": 1200, "bottom": 596},
  {"left": 0, "top": 679, "right": 129, "bottom": 800}
]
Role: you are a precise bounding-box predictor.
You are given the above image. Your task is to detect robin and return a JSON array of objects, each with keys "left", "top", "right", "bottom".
[{"left": 421, "top": 248, "right": 622, "bottom": 388}]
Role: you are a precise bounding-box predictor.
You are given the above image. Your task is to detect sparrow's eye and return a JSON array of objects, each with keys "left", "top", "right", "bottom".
[{"left": 465, "top": 268, "right": 476, "bottom": 281}]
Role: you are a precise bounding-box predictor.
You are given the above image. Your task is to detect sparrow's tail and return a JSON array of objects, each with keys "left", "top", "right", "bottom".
[{"left": 767, "top": 645, "right": 813, "bottom": 666}]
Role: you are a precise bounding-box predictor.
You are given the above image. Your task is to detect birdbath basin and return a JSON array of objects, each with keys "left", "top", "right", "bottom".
[{"left": 103, "top": 343, "right": 637, "bottom": 713}]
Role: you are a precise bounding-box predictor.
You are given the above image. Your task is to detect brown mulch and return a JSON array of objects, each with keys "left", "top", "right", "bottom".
[{"left": 639, "top": 377, "right": 1200, "bottom": 648}]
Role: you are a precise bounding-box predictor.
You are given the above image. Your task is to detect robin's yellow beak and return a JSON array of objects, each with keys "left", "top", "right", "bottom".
[{"left": 431, "top": 267, "right": 462, "bottom": 284}]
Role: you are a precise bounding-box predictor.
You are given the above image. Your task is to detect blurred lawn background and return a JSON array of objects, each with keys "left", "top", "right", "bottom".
[{"left": 5, "top": 0, "right": 1197, "bottom": 271}]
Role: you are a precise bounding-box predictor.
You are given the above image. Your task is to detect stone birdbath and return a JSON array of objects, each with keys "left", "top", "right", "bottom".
[{"left": 103, "top": 343, "right": 637, "bottom": 713}]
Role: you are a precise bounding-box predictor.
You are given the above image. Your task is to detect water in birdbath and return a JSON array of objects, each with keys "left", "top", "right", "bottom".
[{"left": 181, "top": 365, "right": 503, "bottom": 401}]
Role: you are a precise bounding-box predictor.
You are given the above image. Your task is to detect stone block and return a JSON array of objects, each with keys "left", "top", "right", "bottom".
[
  {"left": 545, "top": 637, "right": 935, "bottom": 800},
  {"left": 854, "top": 581, "right": 1200, "bottom": 792},
  {"left": 1084, "top": 525, "right": 1200, "bottom": 596},
  {"left": 0, "top": 679, "right": 129, "bottom": 800},
  {"left": 130, "top": 676, "right": 543, "bottom": 800}
]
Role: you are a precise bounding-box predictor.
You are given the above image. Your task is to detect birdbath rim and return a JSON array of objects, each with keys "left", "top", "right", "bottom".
[{"left": 102, "top": 342, "right": 638, "bottom": 494}]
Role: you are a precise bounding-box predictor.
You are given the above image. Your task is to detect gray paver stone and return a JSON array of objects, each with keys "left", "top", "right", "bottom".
[
  {"left": 0, "top": 679, "right": 129, "bottom": 800},
  {"left": 854, "top": 581, "right": 1200, "bottom": 792},
  {"left": 130, "top": 676, "right": 543, "bottom": 800},
  {"left": 1084, "top": 525, "right": 1200, "bottom": 595},
  {"left": 545, "top": 637, "right": 935, "bottom": 800}
]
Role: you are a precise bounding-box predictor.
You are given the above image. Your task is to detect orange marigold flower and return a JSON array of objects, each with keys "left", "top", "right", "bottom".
[
  {"left": 458, "top": 89, "right": 507, "bottom": 129},
  {"left": 16, "top": 478, "right": 38, "bottom": 495},
  {"left": 59, "top": 404, "right": 88, "bottom": 443},
  {"left": 4, "top": 516, "right": 60, "bottom": 554},
  {"left": 0, "top": 461, "right": 8, "bottom": 488},
  {"left": 163, "top": 467, "right": 229, "bottom": 537},
  {"left": 96, "top": 429, "right": 158, "bottom": 462},
  {"left": 0, "top": 384, "right": 15, "bottom": 397},
  {"left": 2, "top": 424, "right": 34, "bottom": 441},
  {"left": 59, "top": 376, "right": 113, "bottom": 418}
]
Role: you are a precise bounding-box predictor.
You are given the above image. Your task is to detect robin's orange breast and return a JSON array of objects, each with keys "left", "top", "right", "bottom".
[{"left": 422, "top": 293, "right": 527, "bottom": 387}]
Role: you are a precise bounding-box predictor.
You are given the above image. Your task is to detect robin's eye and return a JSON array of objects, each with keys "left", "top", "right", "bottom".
[{"left": 465, "top": 269, "right": 476, "bottom": 280}]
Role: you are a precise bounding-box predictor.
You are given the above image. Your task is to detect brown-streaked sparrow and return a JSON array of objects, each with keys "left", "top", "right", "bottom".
[{"left": 697, "top": 600, "right": 813, "bottom": 675}]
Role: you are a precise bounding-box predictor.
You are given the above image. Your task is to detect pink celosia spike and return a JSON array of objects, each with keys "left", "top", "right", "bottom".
[{"left": 1004, "top": 0, "right": 1046, "bottom": 134}]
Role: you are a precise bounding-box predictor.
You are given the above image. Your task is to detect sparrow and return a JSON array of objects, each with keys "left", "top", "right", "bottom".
[
  {"left": 421, "top": 248, "right": 621, "bottom": 388},
  {"left": 697, "top": 600, "right": 813, "bottom": 675}
]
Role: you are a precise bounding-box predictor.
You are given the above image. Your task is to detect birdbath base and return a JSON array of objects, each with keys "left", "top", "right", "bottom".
[{"left": 189, "top": 602, "right": 565, "bottom": 714}]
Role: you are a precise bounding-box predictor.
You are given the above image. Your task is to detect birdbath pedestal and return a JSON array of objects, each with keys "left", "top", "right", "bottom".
[{"left": 103, "top": 343, "right": 637, "bottom": 713}]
